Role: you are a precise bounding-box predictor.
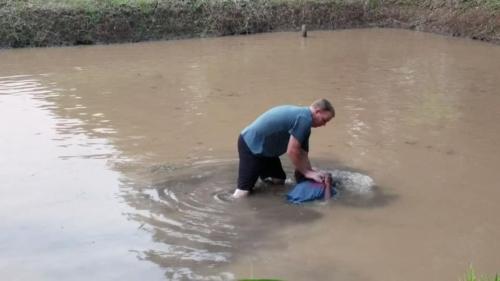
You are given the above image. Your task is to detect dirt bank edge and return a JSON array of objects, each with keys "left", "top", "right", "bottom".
[{"left": 0, "top": 0, "right": 498, "bottom": 48}]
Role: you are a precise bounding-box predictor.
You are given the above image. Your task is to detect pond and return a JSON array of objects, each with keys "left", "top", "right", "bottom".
[{"left": 1, "top": 28, "right": 499, "bottom": 281}]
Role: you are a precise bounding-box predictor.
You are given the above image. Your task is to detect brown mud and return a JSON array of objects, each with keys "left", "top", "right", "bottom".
[{"left": 0, "top": 0, "right": 498, "bottom": 48}]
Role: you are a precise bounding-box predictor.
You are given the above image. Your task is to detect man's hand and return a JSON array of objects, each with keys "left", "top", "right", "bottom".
[
  {"left": 306, "top": 170, "right": 332, "bottom": 185},
  {"left": 287, "top": 135, "right": 330, "bottom": 184},
  {"left": 304, "top": 170, "right": 326, "bottom": 183}
]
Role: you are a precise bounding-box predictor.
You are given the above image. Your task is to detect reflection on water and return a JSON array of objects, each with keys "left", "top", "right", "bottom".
[
  {"left": 0, "top": 76, "right": 164, "bottom": 281},
  {"left": 1, "top": 29, "right": 500, "bottom": 281},
  {"left": 123, "top": 163, "right": 237, "bottom": 280}
]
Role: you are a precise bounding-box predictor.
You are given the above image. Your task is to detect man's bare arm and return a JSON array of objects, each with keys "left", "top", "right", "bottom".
[{"left": 287, "top": 135, "right": 324, "bottom": 183}]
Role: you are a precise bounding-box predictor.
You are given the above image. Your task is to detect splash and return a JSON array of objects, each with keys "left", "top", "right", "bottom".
[{"left": 329, "top": 169, "right": 375, "bottom": 195}]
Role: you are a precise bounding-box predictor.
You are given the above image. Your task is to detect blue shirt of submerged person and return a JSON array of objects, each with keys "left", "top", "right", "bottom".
[{"left": 241, "top": 105, "right": 312, "bottom": 157}]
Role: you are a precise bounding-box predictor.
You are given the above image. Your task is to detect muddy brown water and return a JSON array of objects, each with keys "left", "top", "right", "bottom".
[{"left": 1, "top": 29, "right": 500, "bottom": 281}]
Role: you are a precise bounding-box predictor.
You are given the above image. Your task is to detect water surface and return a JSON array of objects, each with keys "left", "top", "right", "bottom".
[{"left": 1, "top": 29, "right": 500, "bottom": 280}]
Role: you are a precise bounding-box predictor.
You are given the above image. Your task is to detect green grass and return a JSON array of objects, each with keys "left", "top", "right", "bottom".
[
  {"left": 462, "top": 265, "right": 500, "bottom": 281},
  {"left": 1, "top": 0, "right": 158, "bottom": 10},
  {"left": 2, "top": 0, "right": 499, "bottom": 12},
  {"left": 452, "top": 0, "right": 500, "bottom": 10},
  {"left": 236, "top": 267, "right": 500, "bottom": 281},
  {"left": 238, "top": 266, "right": 500, "bottom": 281},
  {"left": 0, "top": 0, "right": 498, "bottom": 48}
]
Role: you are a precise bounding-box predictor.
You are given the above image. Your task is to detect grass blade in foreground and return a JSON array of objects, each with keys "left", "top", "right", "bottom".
[{"left": 462, "top": 265, "right": 499, "bottom": 281}]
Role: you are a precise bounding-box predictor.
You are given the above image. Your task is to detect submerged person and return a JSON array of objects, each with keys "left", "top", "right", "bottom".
[
  {"left": 233, "top": 99, "right": 335, "bottom": 198},
  {"left": 286, "top": 170, "right": 335, "bottom": 204}
]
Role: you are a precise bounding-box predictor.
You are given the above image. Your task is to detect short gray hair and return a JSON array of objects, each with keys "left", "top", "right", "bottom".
[{"left": 311, "top": 99, "right": 335, "bottom": 117}]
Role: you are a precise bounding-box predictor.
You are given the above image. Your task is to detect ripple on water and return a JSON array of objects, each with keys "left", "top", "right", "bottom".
[
  {"left": 122, "top": 160, "right": 391, "bottom": 280},
  {"left": 122, "top": 161, "right": 242, "bottom": 280}
]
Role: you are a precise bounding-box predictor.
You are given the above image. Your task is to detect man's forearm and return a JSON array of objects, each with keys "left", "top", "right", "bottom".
[
  {"left": 287, "top": 135, "right": 322, "bottom": 181},
  {"left": 288, "top": 148, "right": 312, "bottom": 175}
]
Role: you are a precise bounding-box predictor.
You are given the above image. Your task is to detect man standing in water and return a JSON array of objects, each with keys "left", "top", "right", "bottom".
[{"left": 233, "top": 99, "right": 335, "bottom": 198}]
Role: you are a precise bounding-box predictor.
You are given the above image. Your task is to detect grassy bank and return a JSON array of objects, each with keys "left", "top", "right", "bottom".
[
  {"left": 0, "top": 0, "right": 499, "bottom": 48},
  {"left": 462, "top": 266, "right": 500, "bottom": 281}
]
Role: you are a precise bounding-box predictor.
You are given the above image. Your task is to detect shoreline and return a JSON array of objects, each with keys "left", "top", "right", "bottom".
[{"left": 0, "top": 0, "right": 498, "bottom": 48}]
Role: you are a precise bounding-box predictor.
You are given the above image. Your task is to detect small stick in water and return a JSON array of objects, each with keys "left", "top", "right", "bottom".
[{"left": 301, "top": 24, "right": 307, "bottom": 37}]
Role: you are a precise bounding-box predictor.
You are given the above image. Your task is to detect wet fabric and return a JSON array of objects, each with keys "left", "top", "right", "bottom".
[{"left": 286, "top": 180, "right": 337, "bottom": 204}]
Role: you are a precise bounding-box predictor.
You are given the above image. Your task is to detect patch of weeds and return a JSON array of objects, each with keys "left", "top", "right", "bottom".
[
  {"left": 485, "top": 0, "right": 500, "bottom": 9},
  {"left": 365, "top": 0, "right": 381, "bottom": 9},
  {"left": 462, "top": 265, "right": 500, "bottom": 281}
]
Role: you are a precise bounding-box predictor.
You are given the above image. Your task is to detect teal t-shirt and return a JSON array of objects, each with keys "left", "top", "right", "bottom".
[{"left": 241, "top": 105, "right": 312, "bottom": 157}]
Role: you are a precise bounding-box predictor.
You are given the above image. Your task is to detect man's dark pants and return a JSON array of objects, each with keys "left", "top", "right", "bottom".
[{"left": 237, "top": 135, "right": 286, "bottom": 192}]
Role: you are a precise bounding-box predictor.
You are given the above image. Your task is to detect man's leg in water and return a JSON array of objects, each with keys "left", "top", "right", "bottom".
[
  {"left": 260, "top": 157, "right": 286, "bottom": 185},
  {"left": 234, "top": 135, "right": 260, "bottom": 198}
]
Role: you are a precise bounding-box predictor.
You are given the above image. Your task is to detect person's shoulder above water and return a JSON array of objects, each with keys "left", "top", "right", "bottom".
[
  {"left": 244, "top": 105, "right": 310, "bottom": 126},
  {"left": 264, "top": 104, "right": 311, "bottom": 118}
]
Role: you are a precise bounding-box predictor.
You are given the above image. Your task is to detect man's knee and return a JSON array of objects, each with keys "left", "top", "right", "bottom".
[{"left": 262, "top": 177, "right": 285, "bottom": 185}]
